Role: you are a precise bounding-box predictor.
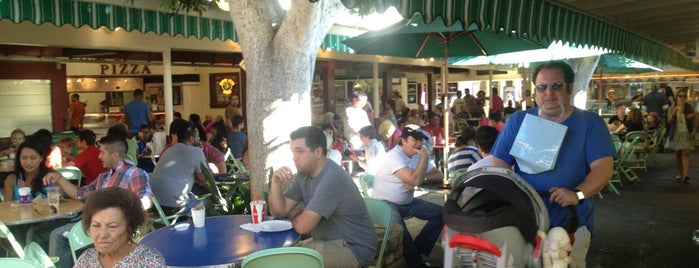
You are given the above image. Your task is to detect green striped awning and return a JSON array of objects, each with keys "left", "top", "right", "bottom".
[
  {"left": 337, "top": 0, "right": 695, "bottom": 69},
  {"left": 0, "top": 0, "right": 354, "bottom": 52}
]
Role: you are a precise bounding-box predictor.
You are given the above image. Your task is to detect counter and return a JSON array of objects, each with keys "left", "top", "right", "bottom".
[{"left": 83, "top": 112, "right": 167, "bottom": 137}]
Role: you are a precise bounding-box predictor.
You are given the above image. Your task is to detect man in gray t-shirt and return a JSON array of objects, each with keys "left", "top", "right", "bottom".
[
  {"left": 269, "top": 126, "right": 376, "bottom": 267},
  {"left": 151, "top": 119, "right": 207, "bottom": 215}
]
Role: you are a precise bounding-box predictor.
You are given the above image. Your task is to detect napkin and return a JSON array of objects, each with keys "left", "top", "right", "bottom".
[{"left": 240, "top": 223, "right": 262, "bottom": 233}]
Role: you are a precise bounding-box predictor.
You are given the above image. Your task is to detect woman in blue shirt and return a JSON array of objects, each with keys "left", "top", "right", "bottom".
[{"left": 3, "top": 139, "right": 59, "bottom": 201}]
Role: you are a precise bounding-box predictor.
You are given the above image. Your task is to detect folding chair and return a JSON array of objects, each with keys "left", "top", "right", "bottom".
[
  {"left": 68, "top": 222, "right": 93, "bottom": 262},
  {"left": 618, "top": 136, "right": 641, "bottom": 183},
  {"left": 605, "top": 138, "right": 624, "bottom": 197},
  {"left": 358, "top": 173, "right": 374, "bottom": 197},
  {"left": 363, "top": 198, "right": 393, "bottom": 268},
  {"left": 645, "top": 128, "right": 665, "bottom": 167},
  {"left": 56, "top": 166, "right": 82, "bottom": 187},
  {"left": 23, "top": 242, "right": 57, "bottom": 268},
  {"left": 624, "top": 131, "right": 647, "bottom": 173},
  {"left": 0, "top": 258, "right": 41, "bottom": 268},
  {"left": 0, "top": 221, "right": 24, "bottom": 258},
  {"left": 241, "top": 247, "right": 323, "bottom": 268},
  {"left": 147, "top": 196, "right": 182, "bottom": 231}
]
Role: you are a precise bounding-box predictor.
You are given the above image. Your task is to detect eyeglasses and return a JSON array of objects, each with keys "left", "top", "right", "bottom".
[
  {"left": 677, "top": 95, "right": 687, "bottom": 98},
  {"left": 535, "top": 82, "right": 565, "bottom": 92}
]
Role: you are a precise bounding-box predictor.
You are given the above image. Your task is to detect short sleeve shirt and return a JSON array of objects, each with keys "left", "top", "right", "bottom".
[{"left": 284, "top": 161, "right": 376, "bottom": 266}]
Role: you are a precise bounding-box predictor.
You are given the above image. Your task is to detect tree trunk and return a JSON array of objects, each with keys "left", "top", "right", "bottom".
[
  {"left": 228, "top": 0, "right": 344, "bottom": 197},
  {"left": 569, "top": 56, "right": 600, "bottom": 110}
]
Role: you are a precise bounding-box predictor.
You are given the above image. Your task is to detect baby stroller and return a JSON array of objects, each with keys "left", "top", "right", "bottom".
[{"left": 442, "top": 167, "right": 549, "bottom": 268}]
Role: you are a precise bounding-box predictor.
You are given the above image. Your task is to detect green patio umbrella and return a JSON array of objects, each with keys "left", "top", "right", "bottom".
[
  {"left": 344, "top": 15, "right": 544, "bottom": 178},
  {"left": 343, "top": 16, "right": 544, "bottom": 60},
  {"left": 596, "top": 53, "right": 663, "bottom": 74},
  {"left": 595, "top": 54, "right": 663, "bottom": 111}
]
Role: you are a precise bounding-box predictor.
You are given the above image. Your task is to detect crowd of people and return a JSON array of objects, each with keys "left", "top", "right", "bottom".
[
  {"left": 606, "top": 83, "right": 699, "bottom": 183},
  {"left": 0, "top": 90, "right": 251, "bottom": 268},
  {"left": 0, "top": 61, "right": 697, "bottom": 268}
]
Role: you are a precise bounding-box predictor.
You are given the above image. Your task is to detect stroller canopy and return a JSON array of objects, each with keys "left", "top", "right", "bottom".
[{"left": 444, "top": 167, "right": 548, "bottom": 245}]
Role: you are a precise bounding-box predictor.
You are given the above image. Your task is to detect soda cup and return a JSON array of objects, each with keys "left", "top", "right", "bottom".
[
  {"left": 250, "top": 200, "right": 266, "bottom": 224},
  {"left": 18, "top": 187, "right": 31, "bottom": 204}
]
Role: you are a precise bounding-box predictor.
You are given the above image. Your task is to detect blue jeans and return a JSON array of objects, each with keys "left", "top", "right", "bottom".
[
  {"left": 49, "top": 222, "right": 76, "bottom": 268},
  {"left": 383, "top": 198, "right": 443, "bottom": 267}
]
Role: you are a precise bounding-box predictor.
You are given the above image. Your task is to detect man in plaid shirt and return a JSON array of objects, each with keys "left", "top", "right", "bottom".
[{"left": 44, "top": 134, "right": 152, "bottom": 268}]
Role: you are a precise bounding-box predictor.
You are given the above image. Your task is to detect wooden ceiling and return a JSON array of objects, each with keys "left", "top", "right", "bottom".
[{"left": 554, "top": 0, "right": 699, "bottom": 56}]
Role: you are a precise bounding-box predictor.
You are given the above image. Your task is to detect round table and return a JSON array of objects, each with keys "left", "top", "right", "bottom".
[
  {"left": 0, "top": 199, "right": 84, "bottom": 226},
  {"left": 139, "top": 215, "right": 299, "bottom": 267}
]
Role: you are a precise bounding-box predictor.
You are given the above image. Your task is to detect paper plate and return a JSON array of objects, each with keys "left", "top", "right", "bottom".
[{"left": 258, "top": 220, "right": 292, "bottom": 232}]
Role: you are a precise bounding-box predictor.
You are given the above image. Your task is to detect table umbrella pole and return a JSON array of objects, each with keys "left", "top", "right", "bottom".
[{"left": 442, "top": 45, "right": 450, "bottom": 184}]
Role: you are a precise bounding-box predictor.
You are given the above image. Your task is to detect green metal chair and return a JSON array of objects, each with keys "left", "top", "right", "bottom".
[
  {"left": 227, "top": 157, "right": 248, "bottom": 175},
  {"left": 618, "top": 136, "right": 642, "bottom": 184},
  {"left": 68, "top": 221, "right": 93, "bottom": 262},
  {"left": 604, "top": 138, "right": 625, "bottom": 197},
  {"left": 645, "top": 128, "right": 665, "bottom": 166},
  {"left": 23, "top": 242, "right": 57, "bottom": 268},
  {"left": 0, "top": 221, "right": 24, "bottom": 258},
  {"left": 358, "top": 173, "right": 375, "bottom": 197},
  {"left": 363, "top": 198, "right": 393, "bottom": 268},
  {"left": 241, "top": 247, "right": 323, "bottom": 268},
  {"left": 624, "top": 131, "right": 648, "bottom": 173},
  {"left": 147, "top": 196, "right": 182, "bottom": 231},
  {"left": 56, "top": 166, "right": 82, "bottom": 187},
  {"left": 0, "top": 258, "right": 41, "bottom": 268}
]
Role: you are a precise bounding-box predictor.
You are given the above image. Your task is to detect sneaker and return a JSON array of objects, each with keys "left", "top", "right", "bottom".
[
  {"left": 683, "top": 176, "right": 690, "bottom": 183},
  {"left": 675, "top": 175, "right": 683, "bottom": 181}
]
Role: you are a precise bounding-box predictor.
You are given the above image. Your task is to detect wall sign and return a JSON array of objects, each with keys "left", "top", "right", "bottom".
[
  {"left": 209, "top": 72, "right": 244, "bottom": 108},
  {"left": 99, "top": 64, "right": 152, "bottom": 75}
]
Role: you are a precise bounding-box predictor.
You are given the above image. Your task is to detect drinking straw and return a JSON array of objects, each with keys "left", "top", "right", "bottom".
[{"left": 253, "top": 189, "right": 259, "bottom": 202}]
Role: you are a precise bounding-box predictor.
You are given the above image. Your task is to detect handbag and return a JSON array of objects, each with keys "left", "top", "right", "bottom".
[{"left": 509, "top": 113, "right": 568, "bottom": 174}]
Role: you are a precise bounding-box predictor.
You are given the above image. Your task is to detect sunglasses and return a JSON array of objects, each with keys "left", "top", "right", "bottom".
[
  {"left": 677, "top": 95, "right": 687, "bottom": 98},
  {"left": 535, "top": 82, "right": 565, "bottom": 92}
]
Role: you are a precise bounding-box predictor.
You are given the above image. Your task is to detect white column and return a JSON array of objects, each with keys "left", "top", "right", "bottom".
[{"left": 163, "top": 48, "right": 173, "bottom": 130}]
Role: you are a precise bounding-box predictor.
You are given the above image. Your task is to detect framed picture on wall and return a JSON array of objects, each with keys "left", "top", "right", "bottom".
[
  {"left": 407, "top": 94, "right": 417, "bottom": 104},
  {"left": 209, "top": 72, "right": 243, "bottom": 108},
  {"left": 407, "top": 83, "right": 417, "bottom": 94}
]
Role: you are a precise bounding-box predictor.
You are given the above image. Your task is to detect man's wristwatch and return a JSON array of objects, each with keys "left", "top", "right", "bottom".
[{"left": 575, "top": 189, "right": 585, "bottom": 203}]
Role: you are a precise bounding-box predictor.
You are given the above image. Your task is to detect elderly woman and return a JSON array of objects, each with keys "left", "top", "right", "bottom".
[{"left": 75, "top": 187, "right": 165, "bottom": 268}]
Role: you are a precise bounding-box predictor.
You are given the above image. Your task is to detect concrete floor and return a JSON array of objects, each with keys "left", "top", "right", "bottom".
[{"left": 405, "top": 150, "right": 699, "bottom": 267}]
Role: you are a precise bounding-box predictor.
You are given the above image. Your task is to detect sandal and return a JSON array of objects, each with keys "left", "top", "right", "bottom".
[
  {"left": 684, "top": 176, "right": 691, "bottom": 183},
  {"left": 675, "top": 175, "right": 683, "bottom": 181}
]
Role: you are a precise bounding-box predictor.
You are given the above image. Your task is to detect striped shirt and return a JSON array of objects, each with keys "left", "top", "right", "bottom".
[{"left": 447, "top": 146, "right": 482, "bottom": 173}]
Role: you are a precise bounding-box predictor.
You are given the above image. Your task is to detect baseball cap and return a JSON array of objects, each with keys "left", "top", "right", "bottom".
[
  {"left": 401, "top": 124, "right": 427, "bottom": 141},
  {"left": 636, "top": 89, "right": 643, "bottom": 93},
  {"left": 607, "top": 89, "right": 615, "bottom": 94}
]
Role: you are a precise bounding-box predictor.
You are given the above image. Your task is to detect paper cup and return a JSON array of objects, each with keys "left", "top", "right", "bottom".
[
  {"left": 191, "top": 206, "right": 206, "bottom": 228},
  {"left": 18, "top": 187, "right": 31, "bottom": 204},
  {"left": 250, "top": 200, "right": 266, "bottom": 224}
]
